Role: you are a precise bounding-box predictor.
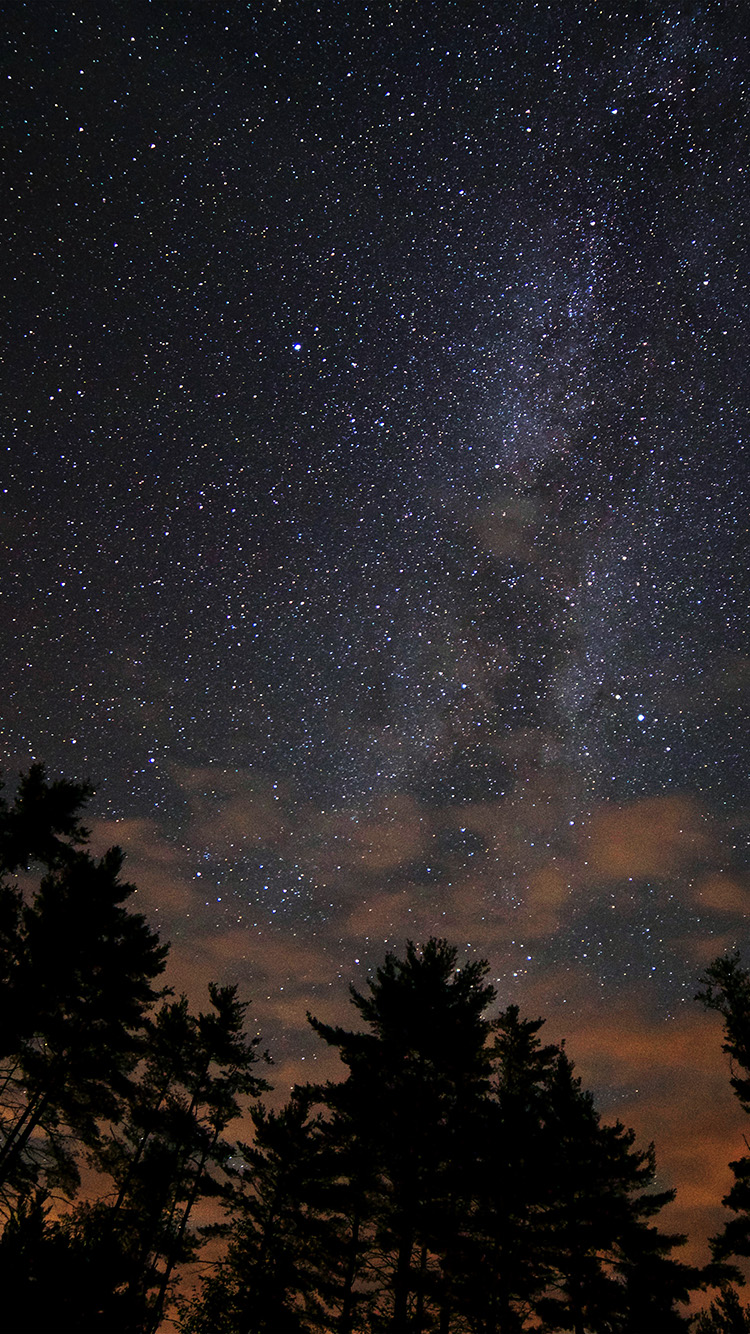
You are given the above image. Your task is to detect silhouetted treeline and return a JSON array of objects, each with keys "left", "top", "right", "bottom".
[
  {"left": 1, "top": 768, "right": 750, "bottom": 1332},
  {"left": 0, "top": 767, "right": 268, "bottom": 1333}
]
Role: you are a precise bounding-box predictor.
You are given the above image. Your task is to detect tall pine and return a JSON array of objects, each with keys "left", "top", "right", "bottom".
[
  {"left": 0, "top": 768, "right": 167, "bottom": 1208},
  {"left": 698, "top": 954, "right": 750, "bottom": 1291}
]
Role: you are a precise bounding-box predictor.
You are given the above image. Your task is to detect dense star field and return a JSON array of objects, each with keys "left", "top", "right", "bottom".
[{"left": 2, "top": 0, "right": 749, "bottom": 1267}]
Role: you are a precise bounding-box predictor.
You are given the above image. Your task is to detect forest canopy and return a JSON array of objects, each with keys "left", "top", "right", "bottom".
[{"left": 0, "top": 767, "right": 749, "bottom": 1333}]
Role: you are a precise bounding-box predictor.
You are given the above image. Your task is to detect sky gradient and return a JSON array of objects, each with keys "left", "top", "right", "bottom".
[{"left": 2, "top": 0, "right": 749, "bottom": 1277}]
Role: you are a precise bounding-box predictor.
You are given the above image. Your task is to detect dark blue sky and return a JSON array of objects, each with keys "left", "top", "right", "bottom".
[{"left": 1, "top": 3, "right": 749, "bottom": 1252}]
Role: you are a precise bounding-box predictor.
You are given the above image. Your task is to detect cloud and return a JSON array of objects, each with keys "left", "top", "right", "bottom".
[
  {"left": 696, "top": 872, "right": 750, "bottom": 914},
  {"left": 89, "top": 816, "right": 196, "bottom": 915},
  {"left": 580, "top": 795, "right": 714, "bottom": 882},
  {"left": 349, "top": 794, "right": 428, "bottom": 872},
  {"left": 175, "top": 765, "right": 292, "bottom": 852},
  {"left": 83, "top": 763, "right": 750, "bottom": 1280}
]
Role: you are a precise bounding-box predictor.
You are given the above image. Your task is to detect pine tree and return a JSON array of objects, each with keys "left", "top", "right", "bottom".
[
  {"left": 0, "top": 767, "right": 168, "bottom": 1328},
  {"left": 694, "top": 1286, "right": 750, "bottom": 1333},
  {"left": 308, "top": 938, "right": 496, "bottom": 1333},
  {"left": 181, "top": 1087, "right": 329, "bottom": 1334},
  {"left": 534, "top": 1045, "right": 693, "bottom": 1333},
  {"left": 0, "top": 764, "right": 93, "bottom": 1063},
  {"left": 455, "top": 1005, "right": 561, "bottom": 1334},
  {"left": 79, "top": 983, "right": 271, "bottom": 1332},
  {"left": 184, "top": 938, "right": 696, "bottom": 1334},
  {"left": 698, "top": 953, "right": 750, "bottom": 1280},
  {"left": 185, "top": 939, "right": 496, "bottom": 1334},
  {"left": 0, "top": 768, "right": 167, "bottom": 1208}
]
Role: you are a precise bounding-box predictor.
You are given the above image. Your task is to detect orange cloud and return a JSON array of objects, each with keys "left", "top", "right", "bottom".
[
  {"left": 89, "top": 817, "right": 195, "bottom": 914},
  {"left": 697, "top": 872, "right": 750, "bottom": 914},
  {"left": 176, "top": 766, "right": 291, "bottom": 851},
  {"left": 350, "top": 793, "right": 427, "bottom": 872},
  {"left": 581, "top": 795, "right": 714, "bottom": 881},
  {"left": 525, "top": 864, "right": 573, "bottom": 935}
]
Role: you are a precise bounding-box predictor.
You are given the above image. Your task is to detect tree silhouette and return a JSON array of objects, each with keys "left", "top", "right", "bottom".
[
  {"left": 456, "top": 1005, "right": 562, "bottom": 1333},
  {"left": 0, "top": 769, "right": 167, "bottom": 1210},
  {"left": 181, "top": 1087, "right": 330, "bottom": 1334},
  {"left": 533, "top": 1044, "right": 693, "bottom": 1333},
  {"left": 70, "top": 982, "right": 272, "bottom": 1332},
  {"left": 0, "top": 768, "right": 167, "bottom": 1329},
  {"left": 458, "top": 1007, "right": 694, "bottom": 1334},
  {"left": 0, "top": 769, "right": 268, "bottom": 1333},
  {"left": 309, "top": 938, "right": 496, "bottom": 1333},
  {"left": 186, "top": 938, "right": 693, "bottom": 1333},
  {"left": 0, "top": 768, "right": 711, "bottom": 1334},
  {"left": 695, "top": 1286, "right": 750, "bottom": 1333},
  {"left": 0, "top": 764, "right": 93, "bottom": 877},
  {"left": 697, "top": 952, "right": 750, "bottom": 1305}
]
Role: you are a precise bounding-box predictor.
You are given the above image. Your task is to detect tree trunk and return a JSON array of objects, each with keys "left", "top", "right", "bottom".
[
  {"left": 339, "top": 1207, "right": 361, "bottom": 1334},
  {"left": 147, "top": 1127, "right": 218, "bottom": 1334},
  {"left": 392, "top": 1228, "right": 414, "bottom": 1333},
  {"left": 415, "top": 1243, "right": 428, "bottom": 1330},
  {"left": 0, "top": 1083, "right": 52, "bottom": 1186}
]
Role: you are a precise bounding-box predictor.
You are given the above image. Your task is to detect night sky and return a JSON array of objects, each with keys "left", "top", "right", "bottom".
[{"left": 2, "top": 0, "right": 749, "bottom": 1265}]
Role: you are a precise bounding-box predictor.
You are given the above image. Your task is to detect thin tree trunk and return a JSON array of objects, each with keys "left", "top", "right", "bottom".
[
  {"left": 570, "top": 1271, "right": 585, "bottom": 1334},
  {"left": 438, "top": 1259, "right": 451, "bottom": 1334},
  {"left": 0, "top": 1084, "right": 52, "bottom": 1185},
  {"left": 339, "top": 1207, "right": 361, "bottom": 1334},
  {"left": 392, "top": 1228, "right": 414, "bottom": 1333},
  {"left": 147, "top": 1127, "right": 218, "bottom": 1334},
  {"left": 415, "top": 1243, "right": 428, "bottom": 1330},
  {"left": 126, "top": 1068, "right": 213, "bottom": 1301},
  {"left": 109, "top": 1063, "right": 180, "bottom": 1217},
  {"left": 0, "top": 1059, "right": 21, "bottom": 1101}
]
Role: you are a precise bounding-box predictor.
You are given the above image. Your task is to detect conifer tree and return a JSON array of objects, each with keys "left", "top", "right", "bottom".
[
  {"left": 77, "top": 982, "right": 271, "bottom": 1332},
  {"left": 184, "top": 937, "right": 695, "bottom": 1334},
  {"left": 455, "top": 1005, "right": 561, "bottom": 1334},
  {"left": 698, "top": 953, "right": 750, "bottom": 1279},
  {"left": 309, "top": 938, "right": 496, "bottom": 1333},
  {"left": 181, "top": 1087, "right": 329, "bottom": 1334},
  {"left": 0, "top": 767, "right": 167, "bottom": 1329},
  {"left": 0, "top": 769, "right": 167, "bottom": 1209},
  {"left": 694, "top": 1286, "right": 750, "bottom": 1333},
  {"left": 184, "top": 939, "right": 495, "bottom": 1334},
  {"left": 534, "top": 1045, "right": 693, "bottom": 1333}
]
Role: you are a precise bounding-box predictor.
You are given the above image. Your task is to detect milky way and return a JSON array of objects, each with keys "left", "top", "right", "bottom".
[{"left": 2, "top": 0, "right": 749, "bottom": 1166}]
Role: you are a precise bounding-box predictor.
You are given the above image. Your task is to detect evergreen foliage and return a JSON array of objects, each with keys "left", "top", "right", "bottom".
[
  {"left": 0, "top": 768, "right": 268, "bottom": 1333},
  {"left": 186, "top": 938, "right": 694, "bottom": 1333},
  {"left": 698, "top": 954, "right": 750, "bottom": 1297},
  {"left": 4, "top": 767, "right": 749, "bottom": 1331},
  {"left": 694, "top": 1286, "right": 750, "bottom": 1333},
  {"left": 0, "top": 767, "right": 168, "bottom": 1210}
]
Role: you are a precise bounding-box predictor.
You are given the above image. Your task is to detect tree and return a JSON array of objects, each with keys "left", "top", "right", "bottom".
[
  {"left": 185, "top": 938, "right": 496, "bottom": 1334},
  {"left": 0, "top": 768, "right": 168, "bottom": 1211},
  {"left": 185, "top": 937, "right": 695, "bottom": 1334},
  {"left": 694, "top": 1286, "right": 750, "bottom": 1333},
  {"left": 72, "top": 982, "right": 271, "bottom": 1333},
  {"left": 698, "top": 954, "right": 750, "bottom": 1285},
  {"left": 0, "top": 982, "right": 269, "bottom": 1334},
  {"left": 533, "top": 1044, "right": 693, "bottom": 1333},
  {"left": 458, "top": 1008, "right": 693, "bottom": 1334},
  {"left": 181, "top": 1088, "right": 329, "bottom": 1334},
  {"left": 0, "top": 764, "right": 93, "bottom": 877},
  {"left": 0, "top": 764, "right": 93, "bottom": 1062},
  {"left": 0, "top": 766, "right": 276, "bottom": 1333},
  {"left": 0, "top": 767, "right": 170, "bottom": 1329},
  {"left": 308, "top": 938, "right": 496, "bottom": 1333},
  {"left": 455, "top": 1005, "right": 562, "bottom": 1334}
]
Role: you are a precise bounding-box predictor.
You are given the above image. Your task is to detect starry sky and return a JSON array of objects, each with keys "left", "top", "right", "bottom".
[{"left": 2, "top": 0, "right": 749, "bottom": 1266}]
